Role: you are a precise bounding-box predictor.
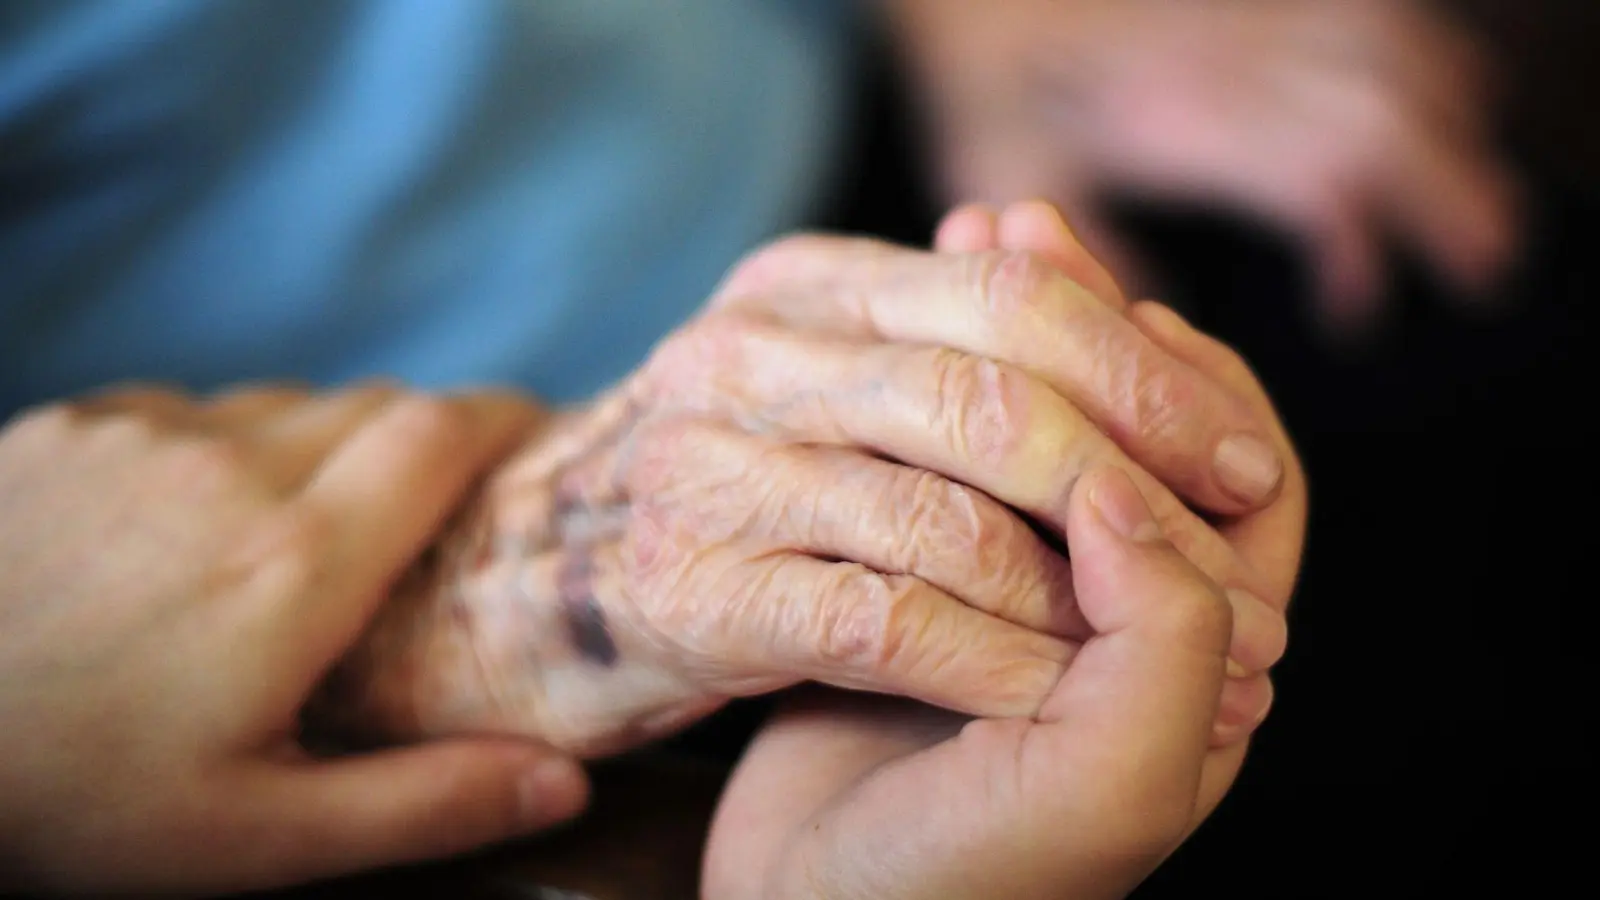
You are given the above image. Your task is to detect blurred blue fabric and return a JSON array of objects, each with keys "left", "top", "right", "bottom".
[{"left": 0, "top": 0, "right": 860, "bottom": 415}]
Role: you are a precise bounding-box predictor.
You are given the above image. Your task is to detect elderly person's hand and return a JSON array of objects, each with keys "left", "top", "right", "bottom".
[
  {"left": 701, "top": 203, "right": 1308, "bottom": 899},
  {"left": 885, "top": 0, "right": 1518, "bottom": 332},
  {"left": 0, "top": 386, "right": 587, "bottom": 895},
  {"left": 313, "top": 201, "right": 1305, "bottom": 759}
]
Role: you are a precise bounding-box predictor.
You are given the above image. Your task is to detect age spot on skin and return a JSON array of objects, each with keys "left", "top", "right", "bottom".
[{"left": 558, "top": 551, "right": 619, "bottom": 667}]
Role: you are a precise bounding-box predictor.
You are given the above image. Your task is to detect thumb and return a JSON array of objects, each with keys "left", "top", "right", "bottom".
[
  {"left": 779, "top": 468, "right": 1238, "bottom": 900},
  {"left": 228, "top": 740, "right": 588, "bottom": 890},
  {"left": 1018, "top": 466, "right": 1232, "bottom": 860}
]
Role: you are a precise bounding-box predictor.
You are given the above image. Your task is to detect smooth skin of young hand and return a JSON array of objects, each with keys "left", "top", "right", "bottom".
[{"left": 0, "top": 385, "right": 589, "bottom": 896}]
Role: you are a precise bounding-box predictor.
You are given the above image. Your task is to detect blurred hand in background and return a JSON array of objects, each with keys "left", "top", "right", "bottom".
[{"left": 886, "top": 0, "right": 1520, "bottom": 333}]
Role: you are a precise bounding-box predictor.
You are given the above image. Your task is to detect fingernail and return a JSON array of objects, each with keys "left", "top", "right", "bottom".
[
  {"left": 1226, "top": 588, "right": 1288, "bottom": 673},
  {"left": 1213, "top": 433, "right": 1284, "bottom": 506},
  {"left": 1213, "top": 676, "right": 1275, "bottom": 746},
  {"left": 1226, "top": 658, "right": 1249, "bottom": 679},
  {"left": 1090, "top": 469, "right": 1163, "bottom": 543},
  {"left": 519, "top": 758, "right": 585, "bottom": 827}
]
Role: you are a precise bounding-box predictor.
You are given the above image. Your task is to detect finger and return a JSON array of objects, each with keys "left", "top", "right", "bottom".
[
  {"left": 1005, "top": 467, "right": 1228, "bottom": 866},
  {"left": 995, "top": 199, "right": 1126, "bottom": 307},
  {"left": 623, "top": 513, "right": 1076, "bottom": 719},
  {"left": 647, "top": 321, "right": 1230, "bottom": 579},
  {"left": 299, "top": 392, "right": 542, "bottom": 656},
  {"left": 932, "top": 203, "right": 1000, "bottom": 254},
  {"left": 1214, "top": 673, "right": 1274, "bottom": 747},
  {"left": 1125, "top": 301, "right": 1307, "bottom": 608},
  {"left": 1379, "top": 124, "right": 1519, "bottom": 299},
  {"left": 242, "top": 380, "right": 404, "bottom": 491},
  {"left": 643, "top": 322, "right": 1284, "bottom": 673},
  {"left": 781, "top": 469, "right": 1234, "bottom": 898},
  {"left": 1297, "top": 0, "right": 1490, "bottom": 144},
  {"left": 1304, "top": 196, "right": 1388, "bottom": 334},
  {"left": 714, "top": 238, "right": 1285, "bottom": 512},
  {"left": 620, "top": 418, "right": 1087, "bottom": 639},
  {"left": 222, "top": 743, "right": 587, "bottom": 890}
]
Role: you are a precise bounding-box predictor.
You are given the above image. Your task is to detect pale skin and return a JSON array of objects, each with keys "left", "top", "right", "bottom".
[
  {"left": 0, "top": 201, "right": 1306, "bottom": 895},
  {"left": 883, "top": 0, "right": 1518, "bottom": 332}
]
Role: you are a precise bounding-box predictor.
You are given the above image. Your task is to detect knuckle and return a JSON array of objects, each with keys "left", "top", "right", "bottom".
[
  {"left": 924, "top": 349, "right": 1032, "bottom": 468},
  {"left": 813, "top": 568, "right": 921, "bottom": 670},
  {"left": 3, "top": 403, "right": 81, "bottom": 446},
  {"left": 974, "top": 249, "right": 1063, "bottom": 321},
  {"left": 716, "top": 233, "right": 833, "bottom": 301},
  {"left": 893, "top": 469, "right": 1017, "bottom": 581},
  {"left": 640, "top": 315, "right": 744, "bottom": 396},
  {"left": 619, "top": 501, "right": 693, "bottom": 603},
  {"left": 617, "top": 414, "right": 709, "bottom": 498},
  {"left": 1125, "top": 360, "right": 1200, "bottom": 447}
]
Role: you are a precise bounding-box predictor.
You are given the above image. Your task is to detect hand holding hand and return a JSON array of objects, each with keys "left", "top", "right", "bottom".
[
  {"left": 0, "top": 386, "right": 587, "bottom": 895},
  {"left": 703, "top": 202, "right": 1310, "bottom": 899},
  {"left": 316, "top": 202, "right": 1302, "bottom": 759},
  {"left": 704, "top": 466, "right": 1243, "bottom": 900}
]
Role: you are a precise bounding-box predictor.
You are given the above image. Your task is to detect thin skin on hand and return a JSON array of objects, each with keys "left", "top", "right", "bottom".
[{"left": 312, "top": 209, "right": 1298, "bottom": 759}]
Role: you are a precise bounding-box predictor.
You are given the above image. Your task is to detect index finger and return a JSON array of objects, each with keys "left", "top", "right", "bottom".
[{"left": 715, "top": 235, "right": 1286, "bottom": 514}]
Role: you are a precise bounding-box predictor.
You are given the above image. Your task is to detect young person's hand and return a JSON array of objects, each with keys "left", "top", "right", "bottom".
[{"left": 0, "top": 385, "right": 588, "bottom": 896}]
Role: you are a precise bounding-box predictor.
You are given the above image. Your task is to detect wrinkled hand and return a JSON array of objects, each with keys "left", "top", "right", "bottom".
[
  {"left": 0, "top": 385, "right": 587, "bottom": 895},
  {"left": 314, "top": 202, "right": 1303, "bottom": 760},
  {"left": 887, "top": 0, "right": 1518, "bottom": 330},
  {"left": 702, "top": 203, "right": 1310, "bottom": 900},
  {"left": 705, "top": 468, "right": 1242, "bottom": 900}
]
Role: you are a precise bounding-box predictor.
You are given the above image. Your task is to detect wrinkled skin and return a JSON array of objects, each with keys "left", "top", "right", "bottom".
[
  {"left": 701, "top": 203, "right": 1308, "bottom": 900},
  {"left": 885, "top": 0, "right": 1518, "bottom": 331},
  {"left": 312, "top": 202, "right": 1305, "bottom": 760}
]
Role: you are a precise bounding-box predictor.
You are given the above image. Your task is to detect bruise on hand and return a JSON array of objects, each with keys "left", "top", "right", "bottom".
[{"left": 557, "top": 549, "right": 619, "bottom": 668}]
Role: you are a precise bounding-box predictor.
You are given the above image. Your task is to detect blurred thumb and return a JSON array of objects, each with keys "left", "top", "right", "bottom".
[{"left": 233, "top": 740, "right": 588, "bottom": 889}]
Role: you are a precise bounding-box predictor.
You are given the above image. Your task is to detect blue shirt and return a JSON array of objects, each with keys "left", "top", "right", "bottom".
[{"left": 0, "top": 0, "right": 860, "bottom": 415}]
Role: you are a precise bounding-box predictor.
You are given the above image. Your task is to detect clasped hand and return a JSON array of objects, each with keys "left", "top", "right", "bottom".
[{"left": 0, "top": 202, "right": 1306, "bottom": 896}]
